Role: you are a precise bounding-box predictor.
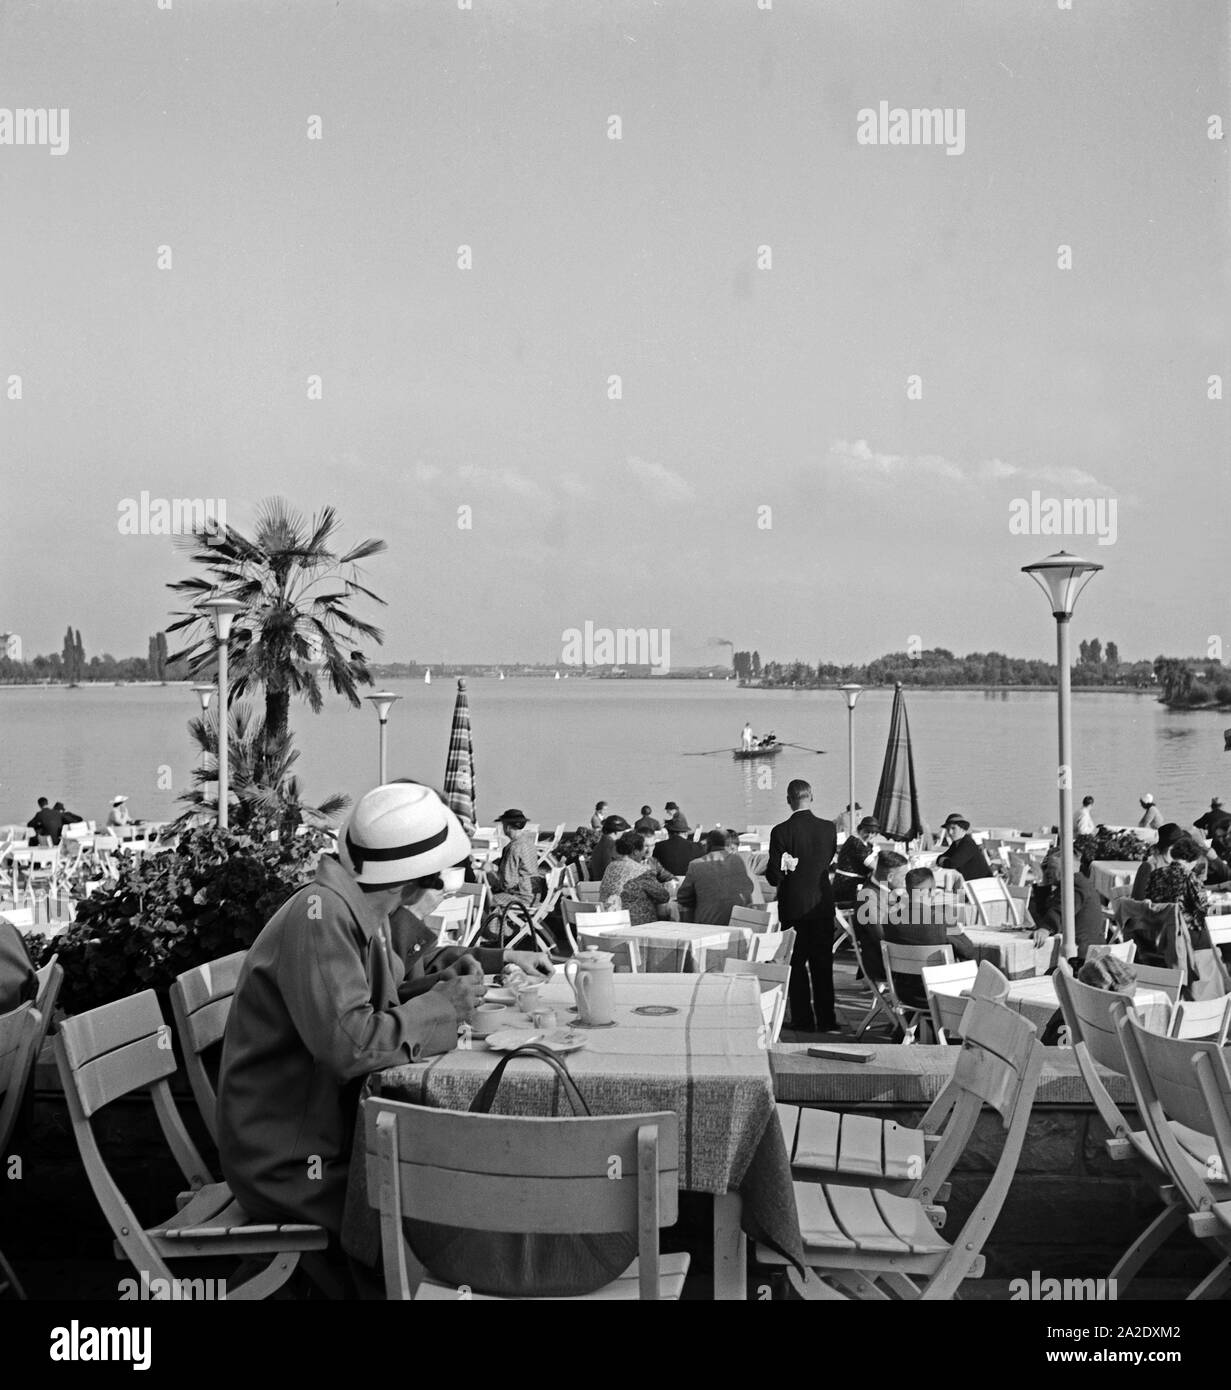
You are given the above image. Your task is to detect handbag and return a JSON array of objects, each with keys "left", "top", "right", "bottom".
[{"left": 401, "top": 1043, "right": 638, "bottom": 1297}]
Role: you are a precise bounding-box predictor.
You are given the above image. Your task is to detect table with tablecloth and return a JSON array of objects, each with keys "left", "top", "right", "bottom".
[
  {"left": 962, "top": 926, "right": 1059, "bottom": 980},
  {"left": 1003, "top": 979, "right": 1170, "bottom": 1035},
  {"left": 1090, "top": 860, "right": 1142, "bottom": 903},
  {"left": 340, "top": 972, "right": 803, "bottom": 1298},
  {"left": 585, "top": 923, "right": 753, "bottom": 973}
]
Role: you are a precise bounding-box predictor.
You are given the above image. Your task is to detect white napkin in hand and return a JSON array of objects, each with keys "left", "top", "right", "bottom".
[{"left": 780, "top": 852, "right": 799, "bottom": 873}]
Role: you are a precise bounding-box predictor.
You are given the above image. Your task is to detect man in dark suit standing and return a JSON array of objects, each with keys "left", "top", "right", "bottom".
[{"left": 765, "top": 779, "right": 838, "bottom": 1033}]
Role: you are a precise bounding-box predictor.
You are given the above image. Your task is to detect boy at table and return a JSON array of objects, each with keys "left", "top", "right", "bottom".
[{"left": 216, "top": 782, "right": 551, "bottom": 1248}]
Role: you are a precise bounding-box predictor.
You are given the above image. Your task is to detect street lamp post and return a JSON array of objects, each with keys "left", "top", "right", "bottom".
[
  {"left": 1022, "top": 550, "right": 1103, "bottom": 960},
  {"left": 197, "top": 599, "right": 246, "bottom": 831},
  {"left": 838, "top": 684, "right": 863, "bottom": 840},
  {"left": 365, "top": 691, "right": 402, "bottom": 784}
]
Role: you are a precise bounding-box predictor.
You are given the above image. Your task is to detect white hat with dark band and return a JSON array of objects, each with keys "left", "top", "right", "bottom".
[{"left": 338, "top": 782, "right": 469, "bottom": 886}]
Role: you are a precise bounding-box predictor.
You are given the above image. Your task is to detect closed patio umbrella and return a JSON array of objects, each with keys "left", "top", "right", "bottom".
[
  {"left": 873, "top": 682, "right": 923, "bottom": 843},
  {"left": 443, "top": 678, "right": 476, "bottom": 835}
]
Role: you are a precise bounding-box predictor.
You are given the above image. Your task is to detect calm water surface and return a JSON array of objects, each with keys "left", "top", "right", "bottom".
[{"left": 0, "top": 680, "right": 1225, "bottom": 833}]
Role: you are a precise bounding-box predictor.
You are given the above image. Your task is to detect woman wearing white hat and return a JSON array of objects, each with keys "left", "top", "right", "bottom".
[
  {"left": 106, "top": 794, "right": 133, "bottom": 831},
  {"left": 217, "top": 781, "right": 551, "bottom": 1245}
]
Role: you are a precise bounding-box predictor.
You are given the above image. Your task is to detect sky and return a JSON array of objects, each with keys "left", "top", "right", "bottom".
[{"left": 0, "top": 0, "right": 1227, "bottom": 669}]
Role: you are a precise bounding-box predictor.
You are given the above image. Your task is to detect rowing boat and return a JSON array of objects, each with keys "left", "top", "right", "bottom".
[{"left": 732, "top": 742, "right": 782, "bottom": 760}]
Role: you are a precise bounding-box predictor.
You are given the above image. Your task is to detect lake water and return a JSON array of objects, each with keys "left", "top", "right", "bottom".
[{"left": 0, "top": 680, "right": 1226, "bottom": 834}]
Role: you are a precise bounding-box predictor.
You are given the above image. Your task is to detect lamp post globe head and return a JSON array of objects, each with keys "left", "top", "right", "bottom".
[
  {"left": 197, "top": 597, "right": 247, "bottom": 642},
  {"left": 366, "top": 690, "right": 402, "bottom": 723},
  {"left": 838, "top": 682, "right": 863, "bottom": 711},
  {"left": 190, "top": 682, "right": 215, "bottom": 712},
  {"left": 1021, "top": 551, "right": 1103, "bottom": 619}
]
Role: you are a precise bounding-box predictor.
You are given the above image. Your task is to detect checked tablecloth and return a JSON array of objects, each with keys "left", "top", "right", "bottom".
[{"left": 340, "top": 972, "right": 802, "bottom": 1282}]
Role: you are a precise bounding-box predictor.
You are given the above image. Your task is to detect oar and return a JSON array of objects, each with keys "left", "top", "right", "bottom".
[
  {"left": 781, "top": 742, "right": 827, "bottom": 754},
  {"left": 682, "top": 747, "right": 734, "bottom": 757}
]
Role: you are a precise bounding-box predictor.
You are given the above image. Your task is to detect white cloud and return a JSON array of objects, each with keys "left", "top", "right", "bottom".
[
  {"left": 828, "top": 440, "right": 1120, "bottom": 496},
  {"left": 627, "top": 455, "right": 693, "bottom": 502}
]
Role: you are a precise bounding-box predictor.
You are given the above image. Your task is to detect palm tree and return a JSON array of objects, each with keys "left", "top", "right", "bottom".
[
  {"left": 179, "top": 701, "right": 349, "bottom": 836},
  {"left": 167, "top": 497, "right": 387, "bottom": 781}
]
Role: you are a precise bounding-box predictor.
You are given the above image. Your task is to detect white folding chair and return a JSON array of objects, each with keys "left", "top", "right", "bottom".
[
  {"left": 722, "top": 958, "right": 789, "bottom": 1044},
  {"left": 729, "top": 906, "right": 775, "bottom": 932},
  {"left": 921, "top": 961, "right": 979, "bottom": 1044},
  {"left": 880, "top": 941, "right": 954, "bottom": 1043},
  {"left": 964, "top": 876, "right": 1021, "bottom": 927}
]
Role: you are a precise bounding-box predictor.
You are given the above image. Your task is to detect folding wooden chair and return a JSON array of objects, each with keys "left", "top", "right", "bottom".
[
  {"left": 760, "top": 998, "right": 1044, "bottom": 1299},
  {"left": 1169, "top": 995, "right": 1231, "bottom": 1042},
  {"left": 453, "top": 881, "right": 489, "bottom": 948},
  {"left": 54, "top": 990, "right": 327, "bottom": 1299},
  {"left": 1132, "top": 964, "right": 1183, "bottom": 1005},
  {"left": 1117, "top": 1009, "right": 1231, "bottom": 1297},
  {"left": 1054, "top": 962, "right": 1230, "bottom": 1298},
  {"left": 921, "top": 961, "right": 978, "bottom": 1044},
  {"left": 576, "top": 881, "right": 603, "bottom": 904},
  {"left": 833, "top": 908, "right": 899, "bottom": 1039},
  {"left": 729, "top": 906, "right": 775, "bottom": 933},
  {"left": 559, "top": 896, "right": 600, "bottom": 954},
  {"left": 574, "top": 909, "right": 631, "bottom": 932},
  {"left": 964, "top": 876, "right": 1021, "bottom": 927},
  {"left": 880, "top": 941, "right": 954, "bottom": 1044},
  {"left": 748, "top": 930, "right": 787, "bottom": 964},
  {"left": 722, "top": 958, "right": 788, "bottom": 1043},
  {"left": 0, "top": 1000, "right": 43, "bottom": 1298},
  {"left": 364, "top": 1097, "right": 689, "bottom": 1299},
  {"left": 577, "top": 932, "right": 641, "bottom": 973},
  {"left": 424, "top": 895, "right": 473, "bottom": 944},
  {"left": 1087, "top": 940, "right": 1137, "bottom": 966},
  {"left": 169, "top": 951, "right": 247, "bottom": 1145}
]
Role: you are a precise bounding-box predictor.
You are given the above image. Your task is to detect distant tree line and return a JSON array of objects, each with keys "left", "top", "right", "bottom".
[
  {"left": 0, "top": 630, "right": 185, "bottom": 685},
  {"left": 735, "top": 640, "right": 1223, "bottom": 695}
]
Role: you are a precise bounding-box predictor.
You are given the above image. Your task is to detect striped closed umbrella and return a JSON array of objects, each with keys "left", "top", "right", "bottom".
[
  {"left": 443, "top": 678, "right": 476, "bottom": 835},
  {"left": 873, "top": 682, "right": 923, "bottom": 843}
]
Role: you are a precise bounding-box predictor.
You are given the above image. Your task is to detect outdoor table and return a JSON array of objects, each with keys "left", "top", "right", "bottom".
[
  {"left": 1090, "top": 860, "right": 1141, "bottom": 902},
  {"left": 595, "top": 923, "right": 753, "bottom": 973},
  {"left": 1002, "top": 978, "right": 1170, "bottom": 1035},
  {"left": 341, "top": 972, "right": 802, "bottom": 1298},
  {"left": 962, "top": 926, "right": 1059, "bottom": 980}
]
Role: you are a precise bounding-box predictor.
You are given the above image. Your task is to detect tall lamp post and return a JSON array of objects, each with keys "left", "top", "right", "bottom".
[
  {"left": 365, "top": 690, "right": 402, "bottom": 784},
  {"left": 197, "top": 598, "right": 246, "bottom": 830},
  {"left": 838, "top": 684, "right": 863, "bottom": 840},
  {"left": 1022, "top": 550, "right": 1102, "bottom": 960}
]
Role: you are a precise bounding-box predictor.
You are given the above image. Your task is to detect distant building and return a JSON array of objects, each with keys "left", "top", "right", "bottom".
[{"left": 0, "top": 632, "right": 21, "bottom": 661}]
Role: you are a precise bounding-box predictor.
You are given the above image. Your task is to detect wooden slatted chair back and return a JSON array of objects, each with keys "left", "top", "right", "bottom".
[
  {"left": 1087, "top": 940, "right": 1136, "bottom": 965},
  {"left": 169, "top": 951, "right": 247, "bottom": 1144},
  {"left": 964, "top": 876, "right": 1019, "bottom": 927},
  {"left": 577, "top": 932, "right": 640, "bottom": 972},
  {"left": 748, "top": 931, "right": 785, "bottom": 964},
  {"left": 0, "top": 1002, "right": 42, "bottom": 1157},
  {"left": 722, "top": 957, "right": 789, "bottom": 991},
  {"left": 576, "top": 881, "right": 603, "bottom": 903},
  {"left": 55, "top": 990, "right": 212, "bottom": 1192},
  {"left": 1191, "top": 1047, "right": 1231, "bottom": 1191},
  {"left": 365, "top": 1098, "right": 680, "bottom": 1300},
  {"left": 577, "top": 909, "right": 631, "bottom": 931},
  {"left": 921, "top": 961, "right": 978, "bottom": 1044},
  {"left": 1170, "top": 996, "right": 1231, "bottom": 1043},
  {"left": 1116, "top": 1011, "right": 1227, "bottom": 1229},
  {"left": 949, "top": 998, "right": 1040, "bottom": 1124},
  {"left": 1131, "top": 964, "right": 1183, "bottom": 1003},
  {"left": 1169, "top": 995, "right": 1231, "bottom": 1041},
  {"left": 729, "top": 906, "right": 774, "bottom": 932}
]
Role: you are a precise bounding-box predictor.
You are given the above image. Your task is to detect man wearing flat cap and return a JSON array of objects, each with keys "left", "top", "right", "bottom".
[
  {"left": 936, "top": 813, "right": 994, "bottom": 882},
  {"left": 217, "top": 781, "right": 550, "bottom": 1239}
]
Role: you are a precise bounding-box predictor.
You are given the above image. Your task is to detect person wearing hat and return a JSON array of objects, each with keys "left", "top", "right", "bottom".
[
  {"left": 216, "top": 781, "right": 551, "bottom": 1243},
  {"left": 106, "top": 794, "right": 133, "bottom": 833},
  {"left": 1194, "top": 797, "right": 1231, "bottom": 837},
  {"left": 1129, "top": 822, "right": 1182, "bottom": 900},
  {"left": 490, "top": 808, "right": 544, "bottom": 903},
  {"left": 936, "top": 814, "right": 993, "bottom": 882},
  {"left": 651, "top": 814, "right": 706, "bottom": 878},
  {"left": 833, "top": 815, "right": 880, "bottom": 907},
  {"left": 588, "top": 813, "right": 631, "bottom": 881},
  {"left": 1137, "top": 794, "right": 1164, "bottom": 832}
]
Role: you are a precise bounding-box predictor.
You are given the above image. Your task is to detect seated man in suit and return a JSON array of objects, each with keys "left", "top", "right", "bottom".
[
  {"left": 936, "top": 813, "right": 994, "bottom": 882},
  {"left": 765, "top": 779, "right": 838, "bottom": 1033},
  {"left": 652, "top": 815, "right": 706, "bottom": 878},
  {"left": 853, "top": 850, "right": 910, "bottom": 982},
  {"left": 1027, "top": 849, "right": 1107, "bottom": 963},
  {"left": 676, "top": 829, "right": 755, "bottom": 925}
]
